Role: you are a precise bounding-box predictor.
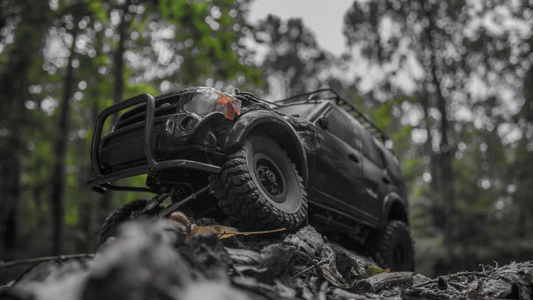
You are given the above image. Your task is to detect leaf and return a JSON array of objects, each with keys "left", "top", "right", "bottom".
[
  {"left": 184, "top": 225, "right": 286, "bottom": 243},
  {"left": 366, "top": 266, "right": 390, "bottom": 277},
  {"left": 190, "top": 225, "right": 239, "bottom": 238},
  {"left": 215, "top": 91, "right": 241, "bottom": 120}
]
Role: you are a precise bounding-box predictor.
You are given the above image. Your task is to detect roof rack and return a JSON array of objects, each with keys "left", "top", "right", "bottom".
[{"left": 274, "top": 89, "right": 389, "bottom": 143}]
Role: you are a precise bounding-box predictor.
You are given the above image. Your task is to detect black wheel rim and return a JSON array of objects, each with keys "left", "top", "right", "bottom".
[
  {"left": 254, "top": 155, "right": 287, "bottom": 203},
  {"left": 256, "top": 158, "right": 284, "bottom": 198},
  {"left": 246, "top": 136, "right": 302, "bottom": 214}
]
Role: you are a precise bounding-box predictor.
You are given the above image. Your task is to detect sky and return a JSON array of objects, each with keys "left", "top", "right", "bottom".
[{"left": 248, "top": 0, "right": 354, "bottom": 56}]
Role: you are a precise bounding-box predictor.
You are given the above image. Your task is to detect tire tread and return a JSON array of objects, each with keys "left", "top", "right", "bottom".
[
  {"left": 99, "top": 199, "right": 147, "bottom": 244},
  {"left": 375, "top": 220, "right": 415, "bottom": 271},
  {"left": 211, "top": 134, "right": 307, "bottom": 230}
]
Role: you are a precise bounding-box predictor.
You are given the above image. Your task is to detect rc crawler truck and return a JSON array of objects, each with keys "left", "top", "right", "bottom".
[{"left": 88, "top": 87, "right": 414, "bottom": 271}]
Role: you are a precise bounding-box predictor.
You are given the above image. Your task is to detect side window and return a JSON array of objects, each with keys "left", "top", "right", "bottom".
[
  {"left": 360, "top": 132, "right": 382, "bottom": 167},
  {"left": 380, "top": 145, "right": 403, "bottom": 183},
  {"left": 377, "top": 145, "right": 386, "bottom": 169},
  {"left": 324, "top": 107, "right": 360, "bottom": 150}
]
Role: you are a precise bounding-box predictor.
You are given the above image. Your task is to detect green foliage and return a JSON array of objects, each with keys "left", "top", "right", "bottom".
[
  {"left": 343, "top": 0, "right": 533, "bottom": 276},
  {"left": 0, "top": 0, "right": 264, "bottom": 261},
  {"left": 251, "top": 14, "right": 330, "bottom": 98},
  {"left": 0, "top": 0, "right": 532, "bottom": 282},
  {"left": 87, "top": 0, "right": 108, "bottom": 23},
  {"left": 158, "top": 0, "right": 261, "bottom": 86}
]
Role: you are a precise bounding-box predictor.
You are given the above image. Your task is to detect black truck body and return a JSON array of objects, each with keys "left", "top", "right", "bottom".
[{"left": 89, "top": 87, "right": 414, "bottom": 271}]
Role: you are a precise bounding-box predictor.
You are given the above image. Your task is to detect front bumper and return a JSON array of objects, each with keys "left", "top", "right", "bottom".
[{"left": 87, "top": 93, "right": 222, "bottom": 193}]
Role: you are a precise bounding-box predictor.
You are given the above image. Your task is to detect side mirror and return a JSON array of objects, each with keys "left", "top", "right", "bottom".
[
  {"left": 318, "top": 117, "right": 329, "bottom": 130},
  {"left": 382, "top": 169, "right": 391, "bottom": 184}
]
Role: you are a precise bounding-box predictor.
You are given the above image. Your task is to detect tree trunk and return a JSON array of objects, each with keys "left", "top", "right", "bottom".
[
  {"left": 113, "top": 0, "right": 129, "bottom": 110},
  {"left": 99, "top": 0, "right": 131, "bottom": 225},
  {"left": 0, "top": 1, "right": 49, "bottom": 251},
  {"left": 423, "top": 2, "right": 456, "bottom": 266},
  {"left": 1, "top": 153, "right": 21, "bottom": 250},
  {"left": 428, "top": 49, "right": 456, "bottom": 262},
  {"left": 418, "top": 88, "right": 439, "bottom": 191},
  {"left": 76, "top": 166, "right": 94, "bottom": 253},
  {"left": 50, "top": 25, "right": 78, "bottom": 255}
]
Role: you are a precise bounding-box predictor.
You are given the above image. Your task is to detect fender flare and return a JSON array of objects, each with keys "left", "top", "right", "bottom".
[
  {"left": 380, "top": 192, "right": 409, "bottom": 227},
  {"left": 223, "top": 110, "right": 309, "bottom": 187}
]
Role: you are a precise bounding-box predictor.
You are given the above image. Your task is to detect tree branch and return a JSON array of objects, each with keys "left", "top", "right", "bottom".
[{"left": 0, "top": 254, "right": 94, "bottom": 268}]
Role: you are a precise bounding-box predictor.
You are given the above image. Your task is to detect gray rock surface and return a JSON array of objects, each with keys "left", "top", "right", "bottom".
[{"left": 1, "top": 219, "right": 532, "bottom": 300}]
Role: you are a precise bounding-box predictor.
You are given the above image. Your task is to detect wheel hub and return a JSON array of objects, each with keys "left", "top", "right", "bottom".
[{"left": 256, "top": 158, "right": 284, "bottom": 198}]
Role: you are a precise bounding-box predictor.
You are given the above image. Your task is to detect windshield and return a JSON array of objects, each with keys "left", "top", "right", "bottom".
[
  {"left": 183, "top": 87, "right": 242, "bottom": 120},
  {"left": 274, "top": 103, "right": 323, "bottom": 120}
]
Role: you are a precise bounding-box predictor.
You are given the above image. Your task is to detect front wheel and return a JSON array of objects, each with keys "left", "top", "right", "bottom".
[
  {"left": 211, "top": 134, "right": 307, "bottom": 230},
  {"left": 375, "top": 220, "right": 415, "bottom": 271},
  {"left": 100, "top": 199, "right": 148, "bottom": 244}
]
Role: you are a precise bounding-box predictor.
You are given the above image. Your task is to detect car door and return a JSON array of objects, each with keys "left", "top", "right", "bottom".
[
  {"left": 306, "top": 104, "right": 374, "bottom": 223},
  {"left": 358, "top": 131, "right": 389, "bottom": 223}
]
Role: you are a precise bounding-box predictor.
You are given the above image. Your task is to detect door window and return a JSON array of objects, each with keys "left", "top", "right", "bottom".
[
  {"left": 324, "top": 106, "right": 361, "bottom": 150},
  {"left": 360, "top": 130, "right": 382, "bottom": 168}
]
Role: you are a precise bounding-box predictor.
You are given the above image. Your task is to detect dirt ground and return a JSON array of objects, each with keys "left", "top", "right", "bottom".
[{"left": 1, "top": 218, "right": 531, "bottom": 300}]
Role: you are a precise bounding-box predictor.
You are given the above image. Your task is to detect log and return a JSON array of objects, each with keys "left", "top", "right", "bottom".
[
  {"left": 0, "top": 254, "right": 94, "bottom": 268},
  {"left": 356, "top": 271, "right": 413, "bottom": 293}
]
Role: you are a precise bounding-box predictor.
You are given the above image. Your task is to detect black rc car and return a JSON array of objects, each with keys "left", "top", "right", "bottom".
[{"left": 88, "top": 87, "right": 414, "bottom": 271}]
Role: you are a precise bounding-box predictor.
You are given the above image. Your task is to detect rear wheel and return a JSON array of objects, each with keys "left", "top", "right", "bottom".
[
  {"left": 211, "top": 134, "right": 307, "bottom": 230},
  {"left": 100, "top": 199, "right": 148, "bottom": 244},
  {"left": 374, "top": 220, "right": 415, "bottom": 271}
]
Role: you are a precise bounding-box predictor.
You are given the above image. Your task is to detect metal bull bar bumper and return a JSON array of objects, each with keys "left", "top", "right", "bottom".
[{"left": 86, "top": 93, "right": 221, "bottom": 193}]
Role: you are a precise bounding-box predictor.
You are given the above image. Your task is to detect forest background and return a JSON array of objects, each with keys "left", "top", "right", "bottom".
[{"left": 1, "top": 0, "right": 532, "bottom": 281}]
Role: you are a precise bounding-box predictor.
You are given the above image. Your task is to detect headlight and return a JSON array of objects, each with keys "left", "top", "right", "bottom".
[{"left": 183, "top": 87, "right": 241, "bottom": 120}]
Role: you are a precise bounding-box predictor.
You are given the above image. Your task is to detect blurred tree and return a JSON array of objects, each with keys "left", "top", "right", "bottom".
[
  {"left": 97, "top": 0, "right": 134, "bottom": 233},
  {"left": 511, "top": 31, "right": 533, "bottom": 256},
  {"left": 154, "top": 0, "right": 261, "bottom": 90},
  {"left": 250, "top": 14, "right": 329, "bottom": 98},
  {"left": 0, "top": 0, "right": 51, "bottom": 251},
  {"left": 93, "top": 0, "right": 262, "bottom": 221},
  {"left": 83, "top": 0, "right": 263, "bottom": 246},
  {"left": 0, "top": 0, "right": 263, "bottom": 261},
  {"left": 344, "top": 0, "right": 533, "bottom": 273},
  {"left": 49, "top": 2, "right": 88, "bottom": 255}
]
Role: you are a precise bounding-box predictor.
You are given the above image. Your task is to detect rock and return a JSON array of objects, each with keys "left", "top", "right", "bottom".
[
  {"left": 183, "top": 231, "right": 232, "bottom": 279},
  {"left": 412, "top": 273, "right": 431, "bottom": 286},
  {"left": 356, "top": 271, "right": 413, "bottom": 294},
  {"left": 8, "top": 259, "right": 91, "bottom": 300},
  {"left": 283, "top": 225, "right": 325, "bottom": 257},
  {"left": 82, "top": 220, "right": 191, "bottom": 300},
  {"left": 3, "top": 220, "right": 533, "bottom": 300}
]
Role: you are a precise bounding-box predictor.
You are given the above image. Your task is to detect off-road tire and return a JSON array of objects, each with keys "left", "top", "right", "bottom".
[
  {"left": 375, "top": 220, "right": 415, "bottom": 271},
  {"left": 211, "top": 134, "right": 307, "bottom": 230},
  {"left": 100, "top": 199, "right": 147, "bottom": 244}
]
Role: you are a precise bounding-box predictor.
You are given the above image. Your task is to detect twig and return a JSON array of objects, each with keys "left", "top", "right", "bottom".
[
  {"left": 481, "top": 264, "right": 487, "bottom": 276},
  {"left": 446, "top": 271, "right": 488, "bottom": 279},
  {"left": 291, "top": 250, "right": 331, "bottom": 279},
  {"left": 292, "top": 258, "right": 328, "bottom": 279},
  {"left": 0, "top": 254, "right": 94, "bottom": 268},
  {"left": 412, "top": 279, "right": 435, "bottom": 288},
  {"left": 357, "top": 272, "right": 413, "bottom": 293}
]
